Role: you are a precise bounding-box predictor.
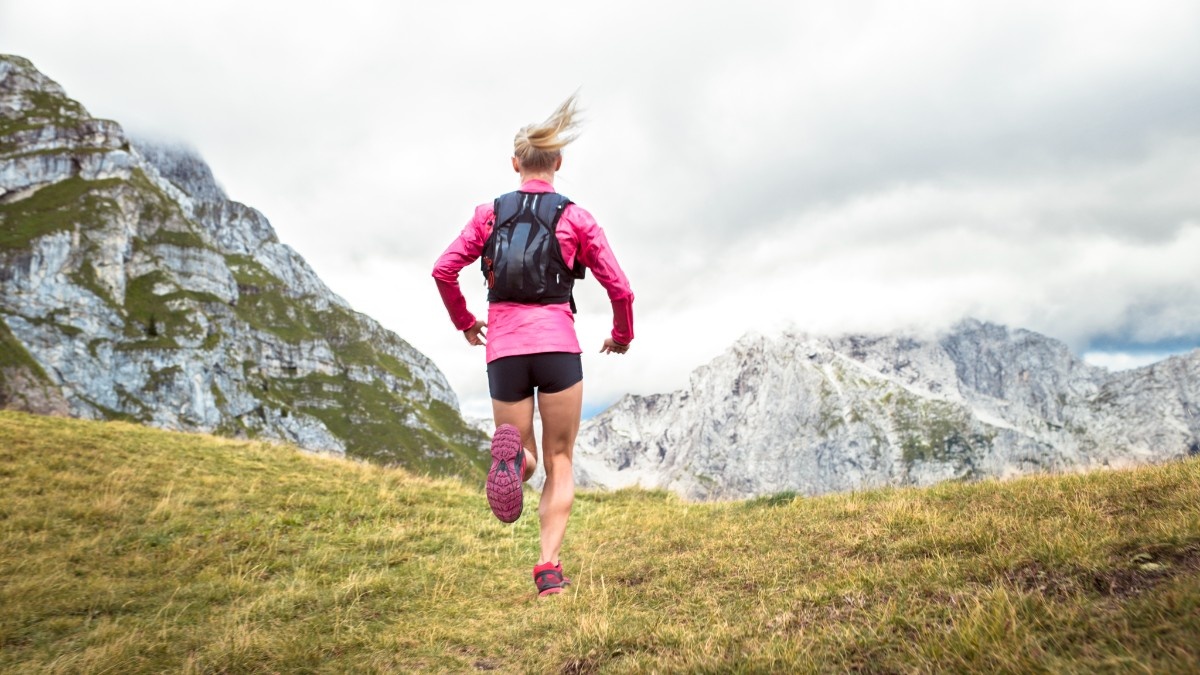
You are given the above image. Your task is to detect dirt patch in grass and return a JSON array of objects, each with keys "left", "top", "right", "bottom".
[
  {"left": 559, "top": 656, "right": 604, "bottom": 675},
  {"left": 767, "top": 592, "right": 875, "bottom": 636},
  {"left": 1093, "top": 544, "right": 1200, "bottom": 599},
  {"left": 1004, "top": 544, "right": 1200, "bottom": 600},
  {"left": 1004, "top": 561, "right": 1082, "bottom": 598}
]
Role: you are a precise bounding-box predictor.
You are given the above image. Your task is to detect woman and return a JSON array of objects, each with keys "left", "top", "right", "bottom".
[{"left": 431, "top": 95, "right": 634, "bottom": 597}]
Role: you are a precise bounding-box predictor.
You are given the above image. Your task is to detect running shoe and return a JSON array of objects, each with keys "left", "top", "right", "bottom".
[
  {"left": 486, "top": 424, "right": 524, "bottom": 523},
  {"left": 533, "top": 561, "right": 571, "bottom": 597}
]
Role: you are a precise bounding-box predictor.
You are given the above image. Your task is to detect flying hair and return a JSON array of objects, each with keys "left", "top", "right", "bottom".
[{"left": 513, "top": 93, "right": 582, "bottom": 173}]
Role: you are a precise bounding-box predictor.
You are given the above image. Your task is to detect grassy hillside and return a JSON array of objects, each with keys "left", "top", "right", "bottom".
[{"left": 1, "top": 410, "right": 1198, "bottom": 673}]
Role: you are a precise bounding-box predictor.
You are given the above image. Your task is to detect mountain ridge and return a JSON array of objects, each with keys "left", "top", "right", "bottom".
[
  {"left": 574, "top": 319, "right": 1200, "bottom": 499},
  {"left": 0, "top": 54, "right": 486, "bottom": 473}
]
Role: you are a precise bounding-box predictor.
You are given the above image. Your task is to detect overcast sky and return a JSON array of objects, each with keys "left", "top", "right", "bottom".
[{"left": 4, "top": 1, "right": 1200, "bottom": 419}]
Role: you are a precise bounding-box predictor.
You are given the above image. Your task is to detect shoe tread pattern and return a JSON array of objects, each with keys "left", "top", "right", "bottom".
[{"left": 486, "top": 424, "right": 524, "bottom": 523}]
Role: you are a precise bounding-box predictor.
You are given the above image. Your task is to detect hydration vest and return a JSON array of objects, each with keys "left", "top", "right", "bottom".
[{"left": 481, "top": 191, "right": 586, "bottom": 311}]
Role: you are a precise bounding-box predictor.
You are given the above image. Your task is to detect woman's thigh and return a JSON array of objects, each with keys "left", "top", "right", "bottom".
[
  {"left": 492, "top": 396, "right": 537, "bottom": 454},
  {"left": 537, "top": 381, "right": 582, "bottom": 461}
]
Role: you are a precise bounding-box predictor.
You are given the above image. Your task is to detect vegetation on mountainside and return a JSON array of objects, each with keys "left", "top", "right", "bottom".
[
  {"left": 0, "top": 61, "right": 77, "bottom": 142},
  {"left": 0, "top": 56, "right": 113, "bottom": 154},
  {"left": 0, "top": 177, "right": 122, "bottom": 249},
  {"left": 812, "top": 368, "right": 997, "bottom": 473},
  {"left": 885, "top": 389, "right": 994, "bottom": 467},
  {"left": 2, "top": 410, "right": 1197, "bottom": 673},
  {"left": 1, "top": 56, "right": 488, "bottom": 474}
]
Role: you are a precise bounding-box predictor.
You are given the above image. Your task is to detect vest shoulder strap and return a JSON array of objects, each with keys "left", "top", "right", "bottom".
[{"left": 492, "top": 191, "right": 572, "bottom": 229}]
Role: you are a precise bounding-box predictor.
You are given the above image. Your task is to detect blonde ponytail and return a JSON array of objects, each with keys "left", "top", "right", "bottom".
[{"left": 514, "top": 94, "right": 582, "bottom": 173}]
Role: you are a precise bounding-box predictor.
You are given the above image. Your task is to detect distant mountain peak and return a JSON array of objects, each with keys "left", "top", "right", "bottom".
[
  {"left": 575, "top": 323, "right": 1199, "bottom": 500},
  {"left": 133, "top": 139, "right": 229, "bottom": 204}
]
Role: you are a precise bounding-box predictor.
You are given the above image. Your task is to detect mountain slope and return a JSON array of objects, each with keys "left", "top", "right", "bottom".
[
  {"left": 0, "top": 54, "right": 485, "bottom": 474},
  {"left": 575, "top": 320, "right": 1200, "bottom": 499},
  {"left": 2, "top": 410, "right": 1198, "bottom": 672}
]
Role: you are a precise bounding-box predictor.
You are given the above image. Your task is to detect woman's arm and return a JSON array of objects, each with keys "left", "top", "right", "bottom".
[
  {"left": 432, "top": 204, "right": 492, "bottom": 332},
  {"left": 569, "top": 207, "right": 635, "bottom": 346}
]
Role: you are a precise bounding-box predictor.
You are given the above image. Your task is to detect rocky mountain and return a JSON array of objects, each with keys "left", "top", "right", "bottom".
[
  {"left": 0, "top": 54, "right": 487, "bottom": 474},
  {"left": 574, "top": 320, "right": 1200, "bottom": 499}
]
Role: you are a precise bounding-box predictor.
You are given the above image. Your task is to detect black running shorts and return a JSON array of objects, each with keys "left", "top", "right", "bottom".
[{"left": 487, "top": 352, "right": 583, "bottom": 402}]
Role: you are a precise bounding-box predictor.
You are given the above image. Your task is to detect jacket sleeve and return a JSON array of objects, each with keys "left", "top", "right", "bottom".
[
  {"left": 432, "top": 205, "right": 491, "bottom": 332},
  {"left": 570, "top": 207, "right": 635, "bottom": 345}
]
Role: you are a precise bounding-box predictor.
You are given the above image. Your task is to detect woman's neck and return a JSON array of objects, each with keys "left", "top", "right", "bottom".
[{"left": 520, "top": 172, "right": 555, "bottom": 186}]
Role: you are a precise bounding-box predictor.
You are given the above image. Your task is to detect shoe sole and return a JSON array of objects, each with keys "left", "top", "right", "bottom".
[
  {"left": 534, "top": 564, "right": 569, "bottom": 596},
  {"left": 486, "top": 424, "right": 524, "bottom": 523}
]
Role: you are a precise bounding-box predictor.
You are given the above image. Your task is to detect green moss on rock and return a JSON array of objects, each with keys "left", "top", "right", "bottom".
[
  {"left": 68, "top": 261, "right": 119, "bottom": 310},
  {"left": 23, "top": 89, "right": 87, "bottom": 123},
  {"left": 0, "top": 81, "right": 88, "bottom": 141},
  {"left": 0, "top": 177, "right": 122, "bottom": 250},
  {"left": 146, "top": 227, "right": 210, "bottom": 250},
  {"left": 226, "top": 255, "right": 278, "bottom": 287},
  {"left": 234, "top": 288, "right": 319, "bottom": 342},
  {"left": 883, "top": 389, "right": 991, "bottom": 466},
  {"left": 119, "top": 271, "right": 225, "bottom": 349},
  {"left": 146, "top": 366, "right": 183, "bottom": 393}
]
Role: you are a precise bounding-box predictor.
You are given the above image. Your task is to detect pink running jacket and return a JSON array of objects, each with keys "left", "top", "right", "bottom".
[{"left": 432, "top": 179, "right": 634, "bottom": 363}]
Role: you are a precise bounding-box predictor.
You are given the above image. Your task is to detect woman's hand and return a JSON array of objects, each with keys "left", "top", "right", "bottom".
[
  {"left": 464, "top": 320, "right": 487, "bottom": 346},
  {"left": 600, "top": 338, "right": 629, "bottom": 355}
]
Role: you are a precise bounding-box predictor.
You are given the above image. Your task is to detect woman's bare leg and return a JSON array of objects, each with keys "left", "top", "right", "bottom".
[
  {"left": 492, "top": 397, "right": 538, "bottom": 481},
  {"left": 535, "top": 381, "right": 583, "bottom": 565}
]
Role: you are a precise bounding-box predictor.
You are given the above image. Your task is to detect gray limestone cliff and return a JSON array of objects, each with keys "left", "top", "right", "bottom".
[
  {"left": 0, "top": 54, "right": 487, "bottom": 474},
  {"left": 574, "top": 321, "right": 1200, "bottom": 499}
]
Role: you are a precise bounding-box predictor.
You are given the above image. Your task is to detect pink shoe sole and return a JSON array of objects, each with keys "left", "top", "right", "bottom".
[{"left": 486, "top": 424, "right": 524, "bottom": 523}]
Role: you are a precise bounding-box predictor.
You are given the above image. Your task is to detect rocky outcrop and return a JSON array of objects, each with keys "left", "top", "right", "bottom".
[
  {"left": 0, "top": 54, "right": 486, "bottom": 474},
  {"left": 574, "top": 320, "right": 1199, "bottom": 500}
]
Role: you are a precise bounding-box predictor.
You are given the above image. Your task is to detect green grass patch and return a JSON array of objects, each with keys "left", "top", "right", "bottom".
[
  {"left": 226, "top": 254, "right": 278, "bottom": 288},
  {"left": 883, "top": 389, "right": 993, "bottom": 466},
  {"left": 225, "top": 257, "right": 336, "bottom": 343},
  {"left": 23, "top": 89, "right": 88, "bottom": 122},
  {"left": 145, "top": 366, "right": 183, "bottom": 393},
  {"left": 337, "top": 340, "right": 414, "bottom": 381},
  {"left": 118, "top": 271, "right": 227, "bottom": 349},
  {"left": 119, "top": 271, "right": 190, "bottom": 347},
  {"left": 129, "top": 169, "right": 192, "bottom": 227},
  {"left": 0, "top": 120, "right": 44, "bottom": 150},
  {"left": 73, "top": 393, "right": 147, "bottom": 425},
  {"left": 0, "top": 81, "right": 87, "bottom": 142},
  {"left": 0, "top": 411, "right": 1197, "bottom": 672},
  {"left": 200, "top": 330, "right": 222, "bottom": 351},
  {"left": 0, "top": 177, "right": 122, "bottom": 250},
  {"left": 233, "top": 288, "right": 320, "bottom": 342},
  {"left": 67, "top": 261, "right": 118, "bottom": 310},
  {"left": 145, "top": 227, "right": 210, "bottom": 250},
  {"left": 0, "top": 146, "right": 114, "bottom": 161}
]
